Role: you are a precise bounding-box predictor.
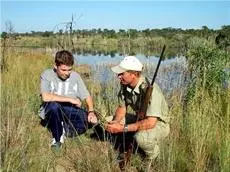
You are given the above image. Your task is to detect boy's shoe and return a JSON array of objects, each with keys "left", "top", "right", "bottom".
[
  {"left": 51, "top": 142, "right": 62, "bottom": 151},
  {"left": 60, "top": 134, "right": 65, "bottom": 143},
  {"left": 51, "top": 133, "right": 65, "bottom": 145}
]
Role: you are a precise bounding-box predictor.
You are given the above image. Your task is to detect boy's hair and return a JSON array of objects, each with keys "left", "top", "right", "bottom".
[{"left": 55, "top": 50, "right": 74, "bottom": 66}]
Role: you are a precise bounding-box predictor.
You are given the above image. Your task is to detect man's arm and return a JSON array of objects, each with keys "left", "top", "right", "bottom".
[
  {"left": 112, "top": 105, "right": 127, "bottom": 123},
  {"left": 126, "top": 117, "right": 157, "bottom": 132},
  {"left": 105, "top": 116, "right": 157, "bottom": 134},
  {"left": 41, "top": 92, "right": 82, "bottom": 107},
  {"left": 105, "top": 105, "right": 127, "bottom": 133}
]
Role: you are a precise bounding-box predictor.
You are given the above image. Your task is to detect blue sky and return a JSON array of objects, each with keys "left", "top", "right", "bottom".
[{"left": 1, "top": 1, "right": 230, "bottom": 33}]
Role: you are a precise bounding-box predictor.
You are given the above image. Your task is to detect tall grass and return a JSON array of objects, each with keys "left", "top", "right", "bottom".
[{"left": 1, "top": 44, "right": 229, "bottom": 171}]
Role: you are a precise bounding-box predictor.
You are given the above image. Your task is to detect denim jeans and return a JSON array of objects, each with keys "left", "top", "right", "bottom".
[{"left": 42, "top": 102, "right": 87, "bottom": 142}]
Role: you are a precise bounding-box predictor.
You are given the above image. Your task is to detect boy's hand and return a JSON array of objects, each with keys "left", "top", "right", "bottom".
[{"left": 88, "top": 112, "right": 97, "bottom": 124}]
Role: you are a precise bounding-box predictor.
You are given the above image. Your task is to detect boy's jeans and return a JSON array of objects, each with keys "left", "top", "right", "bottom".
[{"left": 41, "top": 102, "right": 88, "bottom": 142}]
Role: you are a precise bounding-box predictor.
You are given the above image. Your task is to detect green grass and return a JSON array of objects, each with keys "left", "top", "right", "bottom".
[{"left": 1, "top": 47, "right": 229, "bottom": 172}]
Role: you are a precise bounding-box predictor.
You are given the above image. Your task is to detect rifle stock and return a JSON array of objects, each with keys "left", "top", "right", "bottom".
[
  {"left": 141, "top": 85, "right": 153, "bottom": 114},
  {"left": 138, "top": 45, "right": 166, "bottom": 119}
]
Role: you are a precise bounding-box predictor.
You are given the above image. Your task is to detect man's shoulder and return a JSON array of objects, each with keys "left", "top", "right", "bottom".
[
  {"left": 153, "top": 83, "right": 160, "bottom": 89},
  {"left": 152, "top": 83, "right": 166, "bottom": 99},
  {"left": 153, "top": 83, "right": 163, "bottom": 92}
]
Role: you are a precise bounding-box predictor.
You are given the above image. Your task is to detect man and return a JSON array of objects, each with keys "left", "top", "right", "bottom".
[
  {"left": 39, "top": 50, "right": 97, "bottom": 150},
  {"left": 105, "top": 56, "right": 170, "bottom": 169}
]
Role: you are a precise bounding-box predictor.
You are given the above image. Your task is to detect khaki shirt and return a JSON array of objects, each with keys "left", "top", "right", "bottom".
[{"left": 118, "top": 76, "right": 169, "bottom": 123}]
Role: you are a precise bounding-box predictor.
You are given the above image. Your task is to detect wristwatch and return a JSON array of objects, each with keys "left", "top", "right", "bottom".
[{"left": 124, "top": 124, "right": 128, "bottom": 132}]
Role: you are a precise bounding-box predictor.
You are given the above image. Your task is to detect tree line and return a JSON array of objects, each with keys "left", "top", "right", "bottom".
[
  {"left": 1, "top": 25, "right": 230, "bottom": 40},
  {"left": 1, "top": 24, "right": 229, "bottom": 61}
]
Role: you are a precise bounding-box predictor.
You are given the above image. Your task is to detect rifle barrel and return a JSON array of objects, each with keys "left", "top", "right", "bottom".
[{"left": 150, "top": 45, "right": 166, "bottom": 86}]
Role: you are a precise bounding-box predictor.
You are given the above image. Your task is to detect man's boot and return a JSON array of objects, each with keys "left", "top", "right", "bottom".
[{"left": 118, "top": 143, "right": 133, "bottom": 171}]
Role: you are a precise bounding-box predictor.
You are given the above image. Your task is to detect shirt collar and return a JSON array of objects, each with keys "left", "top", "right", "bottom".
[{"left": 126, "top": 76, "right": 145, "bottom": 94}]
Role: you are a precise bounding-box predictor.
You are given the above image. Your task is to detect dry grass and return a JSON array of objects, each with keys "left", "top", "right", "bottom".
[{"left": 1, "top": 48, "right": 229, "bottom": 171}]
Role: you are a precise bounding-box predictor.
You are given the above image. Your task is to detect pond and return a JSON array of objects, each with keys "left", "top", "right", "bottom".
[{"left": 74, "top": 53, "right": 189, "bottom": 94}]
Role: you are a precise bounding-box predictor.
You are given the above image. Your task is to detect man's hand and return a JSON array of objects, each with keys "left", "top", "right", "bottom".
[
  {"left": 105, "top": 122, "right": 124, "bottom": 133},
  {"left": 70, "top": 98, "right": 82, "bottom": 107},
  {"left": 88, "top": 112, "right": 97, "bottom": 124},
  {"left": 108, "top": 120, "right": 120, "bottom": 124}
]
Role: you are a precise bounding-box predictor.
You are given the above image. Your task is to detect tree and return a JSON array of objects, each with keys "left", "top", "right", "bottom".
[
  {"left": 201, "top": 25, "right": 210, "bottom": 39},
  {"left": 1, "top": 21, "right": 15, "bottom": 71},
  {"left": 215, "top": 32, "right": 229, "bottom": 49},
  {"left": 1, "top": 32, "right": 8, "bottom": 39}
]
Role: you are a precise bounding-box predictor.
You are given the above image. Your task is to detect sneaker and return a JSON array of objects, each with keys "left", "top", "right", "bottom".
[
  {"left": 60, "top": 134, "right": 65, "bottom": 143},
  {"left": 51, "top": 134, "right": 65, "bottom": 145},
  {"left": 51, "top": 142, "right": 62, "bottom": 151}
]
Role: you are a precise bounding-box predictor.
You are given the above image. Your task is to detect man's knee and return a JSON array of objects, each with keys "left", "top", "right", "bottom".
[{"left": 135, "top": 133, "right": 159, "bottom": 159}]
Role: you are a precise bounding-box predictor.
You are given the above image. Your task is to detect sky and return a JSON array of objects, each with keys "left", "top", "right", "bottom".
[{"left": 1, "top": 1, "right": 230, "bottom": 33}]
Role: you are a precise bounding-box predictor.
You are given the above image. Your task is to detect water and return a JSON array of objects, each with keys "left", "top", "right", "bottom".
[
  {"left": 75, "top": 53, "right": 160, "bottom": 65},
  {"left": 74, "top": 53, "right": 189, "bottom": 94}
]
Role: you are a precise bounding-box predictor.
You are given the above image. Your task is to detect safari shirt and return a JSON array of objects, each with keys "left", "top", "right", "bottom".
[{"left": 118, "top": 76, "right": 169, "bottom": 123}]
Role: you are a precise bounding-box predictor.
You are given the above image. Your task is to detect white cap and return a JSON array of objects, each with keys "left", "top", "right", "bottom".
[{"left": 111, "top": 56, "right": 143, "bottom": 74}]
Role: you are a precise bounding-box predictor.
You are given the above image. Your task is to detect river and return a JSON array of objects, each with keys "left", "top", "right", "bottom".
[{"left": 74, "top": 53, "right": 189, "bottom": 94}]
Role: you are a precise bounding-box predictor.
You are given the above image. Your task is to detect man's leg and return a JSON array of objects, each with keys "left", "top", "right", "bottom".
[
  {"left": 104, "top": 114, "right": 137, "bottom": 170},
  {"left": 135, "top": 121, "right": 169, "bottom": 170}
]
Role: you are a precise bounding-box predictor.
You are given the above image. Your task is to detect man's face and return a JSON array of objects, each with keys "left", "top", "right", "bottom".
[
  {"left": 117, "top": 71, "right": 135, "bottom": 85},
  {"left": 55, "top": 64, "right": 72, "bottom": 80}
]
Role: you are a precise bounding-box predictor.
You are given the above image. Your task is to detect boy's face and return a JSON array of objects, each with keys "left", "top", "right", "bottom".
[{"left": 55, "top": 64, "right": 72, "bottom": 80}]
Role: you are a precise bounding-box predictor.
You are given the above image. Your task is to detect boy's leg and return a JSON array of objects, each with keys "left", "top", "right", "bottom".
[
  {"left": 62, "top": 105, "right": 88, "bottom": 136},
  {"left": 45, "top": 102, "right": 64, "bottom": 142}
]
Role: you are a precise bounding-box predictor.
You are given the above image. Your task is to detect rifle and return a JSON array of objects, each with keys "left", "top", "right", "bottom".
[{"left": 138, "top": 45, "right": 166, "bottom": 119}]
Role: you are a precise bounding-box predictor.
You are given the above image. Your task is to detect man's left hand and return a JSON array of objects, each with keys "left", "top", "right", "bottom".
[{"left": 105, "top": 123, "right": 124, "bottom": 133}]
